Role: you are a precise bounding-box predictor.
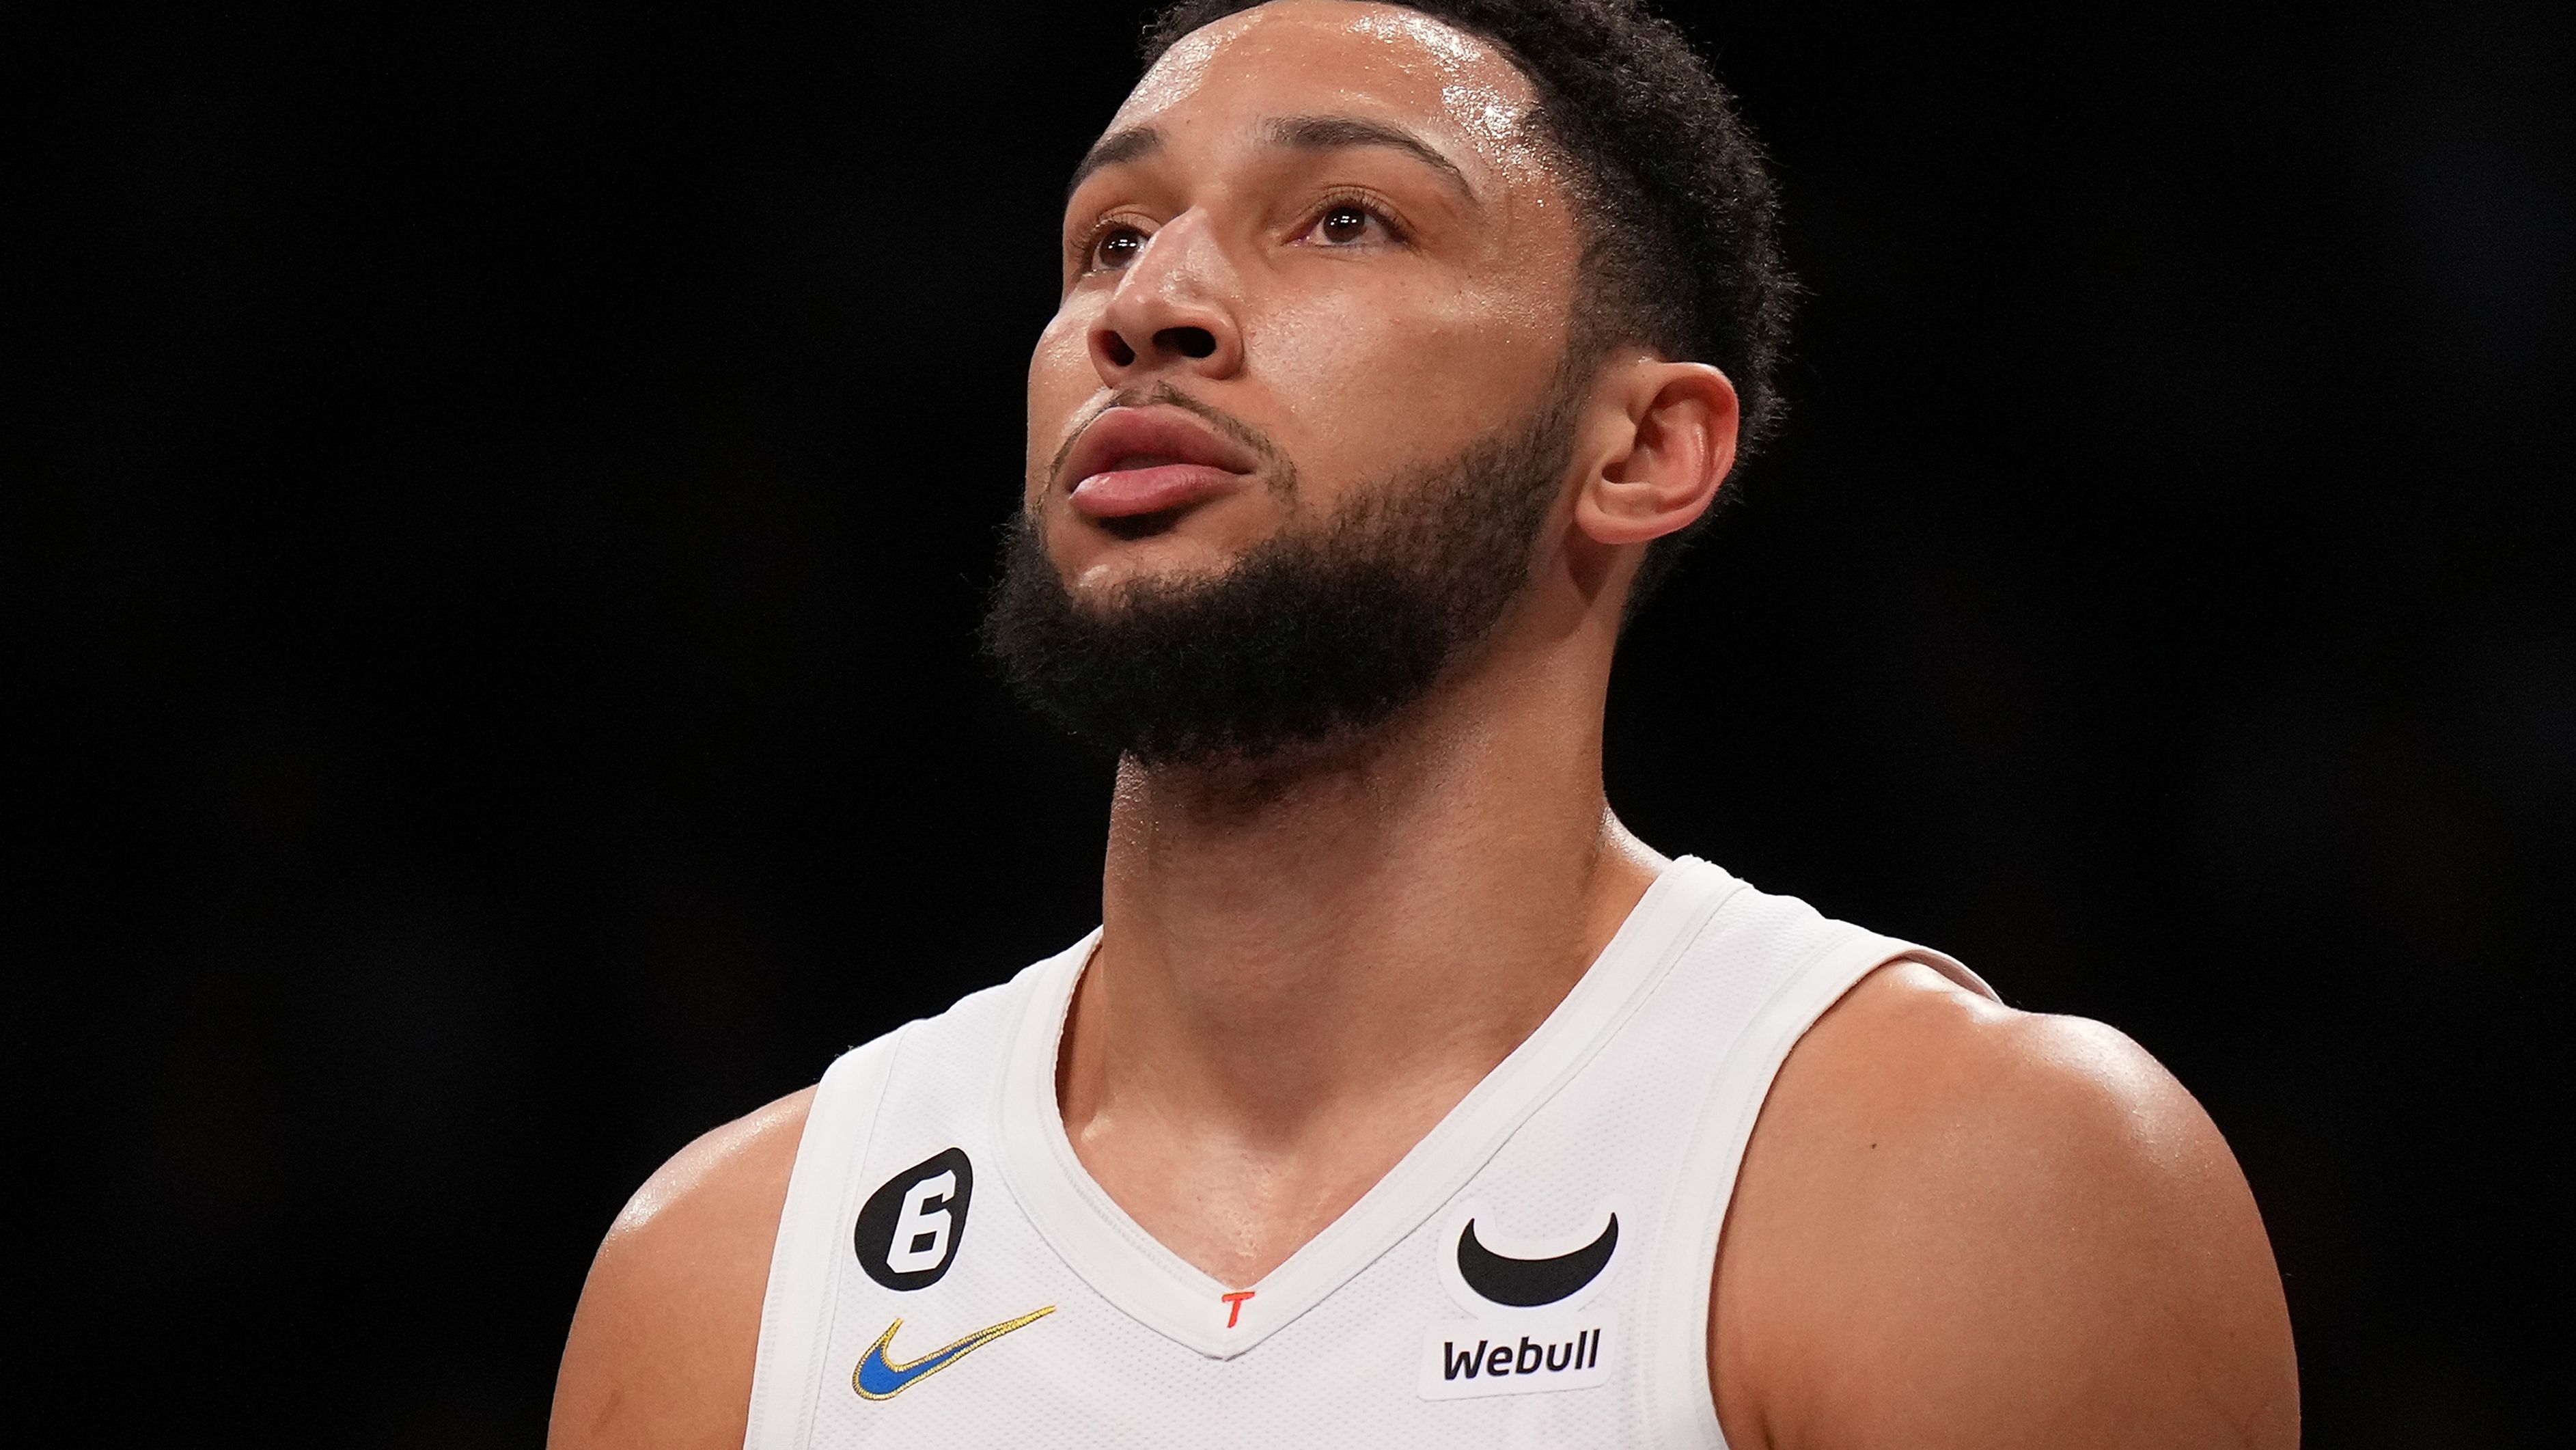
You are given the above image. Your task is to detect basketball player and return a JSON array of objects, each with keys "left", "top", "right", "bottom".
[{"left": 551, "top": 3, "right": 2299, "bottom": 1445}]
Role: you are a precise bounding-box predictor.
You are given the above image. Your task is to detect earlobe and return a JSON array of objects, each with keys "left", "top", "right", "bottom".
[{"left": 1572, "top": 361, "right": 1739, "bottom": 547}]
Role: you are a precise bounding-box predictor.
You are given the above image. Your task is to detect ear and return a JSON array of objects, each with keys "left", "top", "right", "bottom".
[{"left": 1572, "top": 360, "right": 1739, "bottom": 547}]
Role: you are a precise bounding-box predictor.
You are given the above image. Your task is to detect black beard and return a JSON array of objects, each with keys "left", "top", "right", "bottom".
[{"left": 980, "top": 394, "right": 1579, "bottom": 769}]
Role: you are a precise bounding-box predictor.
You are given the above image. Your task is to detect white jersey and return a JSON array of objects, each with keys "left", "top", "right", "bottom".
[{"left": 744, "top": 857, "right": 1991, "bottom": 1449}]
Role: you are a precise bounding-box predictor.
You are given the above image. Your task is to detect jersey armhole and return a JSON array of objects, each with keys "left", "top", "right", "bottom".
[
  {"left": 742, "top": 1028, "right": 909, "bottom": 1450},
  {"left": 1646, "top": 934, "right": 1984, "bottom": 1449}
]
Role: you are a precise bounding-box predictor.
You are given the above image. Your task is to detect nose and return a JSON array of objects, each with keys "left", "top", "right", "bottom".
[{"left": 1090, "top": 210, "right": 1244, "bottom": 385}]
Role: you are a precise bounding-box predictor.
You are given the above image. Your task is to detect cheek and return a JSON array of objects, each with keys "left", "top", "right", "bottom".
[
  {"left": 1253, "top": 279, "right": 1560, "bottom": 485},
  {"left": 1025, "top": 308, "right": 1098, "bottom": 493}
]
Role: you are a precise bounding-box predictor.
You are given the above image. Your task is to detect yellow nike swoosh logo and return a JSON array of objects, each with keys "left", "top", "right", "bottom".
[{"left": 852, "top": 1306, "right": 1055, "bottom": 1400}]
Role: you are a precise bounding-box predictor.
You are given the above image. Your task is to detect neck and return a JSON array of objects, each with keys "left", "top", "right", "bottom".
[{"left": 1057, "top": 608, "right": 1663, "bottom": 1282}]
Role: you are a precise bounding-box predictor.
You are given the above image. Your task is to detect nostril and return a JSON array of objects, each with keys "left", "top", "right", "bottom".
[
  {"left": 1101, "top": 332, "right": 1137, "bottom": 367},
  {"left": 1159, "top": 327, "right": 1217, "bottom": 359}
]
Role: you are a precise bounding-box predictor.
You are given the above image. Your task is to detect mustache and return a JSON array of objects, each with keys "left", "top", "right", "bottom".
[{"left": 1044, "top": 383, "right": 1296, "bottom": 497}]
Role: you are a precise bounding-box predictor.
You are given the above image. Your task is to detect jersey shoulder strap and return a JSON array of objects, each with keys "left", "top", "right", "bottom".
[{"left": 743, "top": 963, "right": 1045, "bottom": 1450}]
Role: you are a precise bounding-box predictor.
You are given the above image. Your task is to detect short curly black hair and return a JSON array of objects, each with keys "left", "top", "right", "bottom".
[{"left": 1141, "top": 0, "right": 1793, "bottom": 599}]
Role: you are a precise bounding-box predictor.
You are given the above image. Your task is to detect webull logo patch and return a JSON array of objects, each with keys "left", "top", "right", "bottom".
[{"left": 1415, "top": 1315, "right": 1610, "bottom": 1400}]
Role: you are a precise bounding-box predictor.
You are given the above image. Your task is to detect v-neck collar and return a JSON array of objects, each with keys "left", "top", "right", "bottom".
[{"left": 989, "top": 856, "right": 1742, "bottom": 1359}]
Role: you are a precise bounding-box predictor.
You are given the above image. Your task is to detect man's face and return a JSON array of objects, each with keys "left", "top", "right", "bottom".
[{"left": 1025, "top": 0, "right": 1587, "bottom": 602}]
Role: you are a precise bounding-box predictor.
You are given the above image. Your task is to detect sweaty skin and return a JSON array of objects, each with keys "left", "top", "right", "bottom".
[{"left": 549, "top": 5, "right": 2299, "bottom": 1447}]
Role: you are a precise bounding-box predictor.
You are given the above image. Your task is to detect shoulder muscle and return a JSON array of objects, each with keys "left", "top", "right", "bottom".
[
  {"left": 1713, "top": 963, "right": 2297, "bottom": 1450},
  {"left": 549, "top": 1086, "right": 815, "bottom": 1450}
]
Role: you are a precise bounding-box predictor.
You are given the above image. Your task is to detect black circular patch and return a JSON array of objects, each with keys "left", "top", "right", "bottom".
[{"left": 853, "top": 1147, "right": 974, "bottom": 1291}]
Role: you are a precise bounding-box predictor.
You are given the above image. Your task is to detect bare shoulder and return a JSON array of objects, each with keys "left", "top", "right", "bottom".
[
  {"left": 549, "top": 1086, "right": 816, "bottom": 1450},
  {"left": 1711, "top": 963, "right": 2297, "bottom": 1450}
]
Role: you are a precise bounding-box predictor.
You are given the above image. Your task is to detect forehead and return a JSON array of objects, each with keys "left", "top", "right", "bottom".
[{"left": 1111, "top": 1, "right": 1543, "bottom": 166}]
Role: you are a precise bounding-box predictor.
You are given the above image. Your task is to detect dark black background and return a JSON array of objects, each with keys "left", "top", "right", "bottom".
[{"left": 16, "top": 1, "right": 2568, "bottom": 1444}]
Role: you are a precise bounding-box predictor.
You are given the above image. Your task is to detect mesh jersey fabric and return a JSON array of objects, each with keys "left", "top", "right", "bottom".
[{"left": 742, "top": 856, "right": 1990, "bottom": 1449}]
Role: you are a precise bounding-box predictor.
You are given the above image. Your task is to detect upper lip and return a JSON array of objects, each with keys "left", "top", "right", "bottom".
[{"left": 1057, "top": 405, "right": 1260, "bottom": 493}]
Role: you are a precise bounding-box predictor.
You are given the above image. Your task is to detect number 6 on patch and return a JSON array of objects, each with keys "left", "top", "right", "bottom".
[{"left": 887, "top": 1171, "right": 956, "bottom": 1274}]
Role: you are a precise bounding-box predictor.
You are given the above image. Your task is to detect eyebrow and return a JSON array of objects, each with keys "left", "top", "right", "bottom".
[
  {"left": 1259, "top": 114, "right": 1474, "bottom": 199},
  {"left": 1063, "top": 113, "right": 1477, "bottom": 202},
  {"left": 1066, "top": 126, "right": 1164, "bottom": 200}
]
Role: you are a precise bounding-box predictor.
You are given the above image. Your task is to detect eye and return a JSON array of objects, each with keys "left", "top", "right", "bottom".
[
  {"left": 1300, "top": 198, "right": 1400, "bottom": 249},
  {"left": 1086, "top": 222, "right": 1150, "bottom": 273},
  {"left": 1317, "top": 204, "right": 1372, "bottom": 244}
]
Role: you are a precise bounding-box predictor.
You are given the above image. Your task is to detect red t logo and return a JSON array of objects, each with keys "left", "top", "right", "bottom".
[{"left": 1220, "top": 1291, "right": 1255, "bottom": 1328}]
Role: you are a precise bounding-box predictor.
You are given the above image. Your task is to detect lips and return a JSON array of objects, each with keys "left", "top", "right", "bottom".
[{"left": 1060, "top": 406, "right": 1259, "bottom": 521}]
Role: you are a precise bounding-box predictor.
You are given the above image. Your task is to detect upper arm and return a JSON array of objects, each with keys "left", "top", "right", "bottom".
[
  {"left": 549, "top": 1086, "right": 816, "bottom": 1450},
  {"left": 1713, "top": 965, "right": 2297, "bottom": 1450}
]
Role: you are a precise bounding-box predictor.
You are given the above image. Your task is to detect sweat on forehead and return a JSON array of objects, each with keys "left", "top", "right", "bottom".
[{"left": 1110, "top": 0, "right": 1544, "bottom": 154}]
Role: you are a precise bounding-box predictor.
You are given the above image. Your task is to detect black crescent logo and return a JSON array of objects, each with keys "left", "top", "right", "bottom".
[{"left": 1455, "top": 1212, "right": 1619, "bottom": 1307}]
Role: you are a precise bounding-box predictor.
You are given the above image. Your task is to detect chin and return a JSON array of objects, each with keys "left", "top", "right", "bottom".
[{"left": 1063, "top": 532, "right": 1245, "bottom": 601}]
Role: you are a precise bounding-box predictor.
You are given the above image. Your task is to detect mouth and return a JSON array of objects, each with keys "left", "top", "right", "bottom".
[{"left": 1059, "top": 405, "right": 1260, "bottom": 529}]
